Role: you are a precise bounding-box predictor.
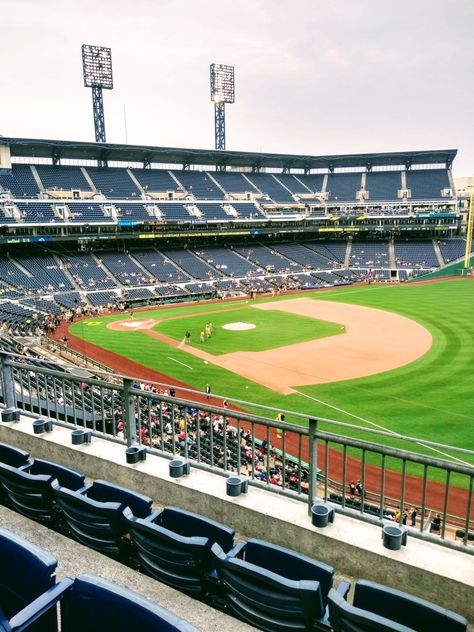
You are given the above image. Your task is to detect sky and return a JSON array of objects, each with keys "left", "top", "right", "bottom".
[{"left": 1, "top": 0, "right": 472, "bottom": 176}]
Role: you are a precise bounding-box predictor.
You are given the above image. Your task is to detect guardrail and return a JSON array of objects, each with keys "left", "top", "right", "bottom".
[{"left": 0, "top": 349, "right": 472, "bottom": 552}]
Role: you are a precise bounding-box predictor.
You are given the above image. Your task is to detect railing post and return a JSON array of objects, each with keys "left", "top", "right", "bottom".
[
  {"left": 308, "top": 417, "right": 318, "bottom": 515},
  {"left": 0, "top": 352, "right": 16, "bottom": 409},
  {"left": 122, "top": 377, "right": 137, "bottom": 447}
]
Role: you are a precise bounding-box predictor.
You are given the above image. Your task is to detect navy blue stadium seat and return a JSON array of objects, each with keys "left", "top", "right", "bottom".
[
  {"left": 328, "top": 579, "right": 468, "bottom": 632},
  {"left": 0, "top": 527, "right": 60, "bottom": 632},
  {"left": 212, "top": 537, "right": 336, "bottom": 631},
  {"left": 54, "top": 480, "right": 152, "bottom": 558},
  {"left": 0, "top": 443, "right": 30, "bottom": 468},
  {"left": 1, "top": 568, "right": 198, "bottom": 632},
  {"left": 0, "top": 459, "right": 85, "bottom": 526},
  {"left": 125, "top": 505, "right": 235, "bottom": 597},
  {"left": 58, "top": 573, "right": 198, "bottom": 632},
  {"left": 0, "top": 443, "right": 30, "bottom": 505}
]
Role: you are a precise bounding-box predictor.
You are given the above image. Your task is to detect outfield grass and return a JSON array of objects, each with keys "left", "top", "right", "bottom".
[
  {"left": 155, "top": 306, "right": 343, "bottom": 355},
  {"left": 70, "top": 280, "right": 474, "bottom": 473}
]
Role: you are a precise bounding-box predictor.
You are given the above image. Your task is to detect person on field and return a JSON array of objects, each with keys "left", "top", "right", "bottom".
[
  {"left": 205, "top": 383, "right": 211, "bottom": 400},
  {"left": 200, "top": 330, "right": 205, "bottom": 343},
  {"left": 185, "top": 330, "right": 191, "bottom": 344}
]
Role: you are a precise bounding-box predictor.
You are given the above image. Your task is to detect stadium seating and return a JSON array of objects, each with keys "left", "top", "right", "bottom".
[
  {"left": 0, "top": 526, "right": 199, "bottom": 632},
  {"left": 126, "top": 505, "right": 235, "bottom": 596},
  {"left": 162, "top": 248, "right": 223, "bottom": 280},
  {"left": 158, "top": 203, "right": 194, "bottom": 222},
  {"left": 365, "top": 171, "right": 402, "bottom": 201},
  {"left": 405, "top": 169, "right": 451, "bottom": 200},
  {"left": 131, "top": 249, "right": 187, "bottom": 282},
  {"left": 394, "top": 241, "right": 439, "bottom": 268},
  {"left": 11, "top": 164, "right": 41, "bottom": 196},
  {"left": 211, "top": 171, "right": 259, "bottom": 194},
  {"left": 272, "top": 242, "right": 333, "bottom": 269},
  {"left": 244, "top": 173, "right": 295, "bottom": 203},
  {"left": 327, "top": 579, "right": 468, "bottom": 632},
  {"left": 173, "top": 171, "right": 223, "bottom": 200},
  {"left": 0, "top": 526, "right": 60, "bottom": 632},
  {"left": 195, "top": 246, "right": 260, "bottom": 277},
  {"left": 13, "top": 256, "right": 73, "bottom": 293},
  {"left": 294, "top": 173, "right": 325, "bottom": 194},
  {"left": 132, "top": 168, "right": 181, "bottom": 194},
  {"left": 438, "top": 238, "right": 469, "bottom": 263},
  {"left": 63, "top": 254, "right": 115, "bottom": 289},
  {"left": 86, "top": 167, "right": 140, "bottom": 199},
  {"left": 35, "top": 165, "right": 92, "bottom": 193},
  {"left": 350, "top": 242, "right": 389, "bottom": 268},
  {"left": 15, "top": 202, "right": 57, "bottom": 223},
  {"left": 99, "top": 252, "right": 153, "bottom": 286},
  {"left": 54, "top": 480, "right": 153, "bottom": 558},
  {"left": 55, "top": 573, "right": 199, "bottom": 632},
  {"left": 115, "top": 202, "right": 151, "bottom": 222},
  {"left": 0, "top": 459, "right": 85, "bottom": 526},
  {"left": 234, "top": 244, "right": 302, "bottom": 273},
  {"left": 327, "top": 173, "right": 363, "bottom": 202},
  {"left": 274, "top": 173, "right": 314, "bottom": 197},
  {"left": 212, "top": 538, "right": 338, "bottom": 631}
]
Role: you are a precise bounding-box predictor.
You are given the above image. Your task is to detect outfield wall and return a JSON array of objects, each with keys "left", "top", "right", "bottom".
[{"left": 1, "top": 414, "right": 473, "bottom": 623}]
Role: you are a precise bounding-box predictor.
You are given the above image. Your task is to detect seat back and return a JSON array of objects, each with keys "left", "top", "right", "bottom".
[
  {"left": 60, "top": 574, "right": 198, "bottom": 632},
  {"left": 353, "top": 580, "right": 468, "bottom": 632},
  {"left": 0, "top": 463, "right": 57, "bottom": 524},
  {"left": 0, "top": 443, "right": 29, "bottom": 468},
  {"left": 328, "top": 587, "right": 413, "bottom": 632},
  {"left": 212, "top": 543, "right": 325, "bottom": 632},
  {"left": 86, "top": 480, "right": 152, "bottom": 518},
  {"left": 0, "top": 528, "right": 57, "bottom": 632},
  {"left": 244, "top": 539, "right": 334, "bottom": 605},
  {"left": 27, "top": 460, "right": 85, "bottom": 491},
  {"left": 159, "top": 506, "right": 235, "bottom": 552},
  {"left": 54, "top": 487, "right": 127, "bottom": 556},
  {"left": 126, "top": 512, "right": 212, "bottom": 596}
]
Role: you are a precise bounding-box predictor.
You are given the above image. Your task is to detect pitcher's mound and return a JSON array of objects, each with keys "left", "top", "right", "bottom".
[{"left": 222, "top": 322, "right": 256, "bottom": 331}]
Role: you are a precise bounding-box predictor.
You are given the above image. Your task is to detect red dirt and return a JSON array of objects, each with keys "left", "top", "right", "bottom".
[{"left": 50, "top": 286, "right": 473, "bottom": 522}]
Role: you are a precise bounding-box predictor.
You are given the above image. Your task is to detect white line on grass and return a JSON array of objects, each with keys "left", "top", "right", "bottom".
[
  {"left": 295, "top": 390, "right": 471, "bottom": 466},
  {"left": 167, "top": 357, "right": 193, "bottom": 370}
]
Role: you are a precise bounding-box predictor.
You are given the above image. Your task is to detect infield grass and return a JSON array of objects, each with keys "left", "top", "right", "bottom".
[
  {"left": 70, "top": 279, "right": 474, "bottom": 475},
  {"left": 155, "top": 307, "right": 343, "bottom": 355}
]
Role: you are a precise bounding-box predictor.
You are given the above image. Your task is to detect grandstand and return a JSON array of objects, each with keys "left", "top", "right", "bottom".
[{"left": 0, "top": 136, "right": 473, "bottom": 631}]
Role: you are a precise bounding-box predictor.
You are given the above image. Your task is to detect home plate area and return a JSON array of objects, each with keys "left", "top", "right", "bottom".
[{"left": 222, "top": 322, "right": 256, "bottom": 331}]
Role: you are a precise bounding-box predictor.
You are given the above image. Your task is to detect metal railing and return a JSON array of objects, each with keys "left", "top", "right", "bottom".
[{"left": 0, "top": 349, "right": 473, "bottom": 552}]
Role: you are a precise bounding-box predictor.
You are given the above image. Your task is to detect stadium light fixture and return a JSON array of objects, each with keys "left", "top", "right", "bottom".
[
  {"left": 210, "top": 63, "right": 235, "bottom": 151},
  {"left": 81, "top": 44, "right": 113, "bottom": 145}
]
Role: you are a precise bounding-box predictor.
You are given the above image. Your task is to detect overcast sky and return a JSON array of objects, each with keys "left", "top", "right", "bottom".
[{"left": 1, "top": 0, "right": 472, "bottom": 175}]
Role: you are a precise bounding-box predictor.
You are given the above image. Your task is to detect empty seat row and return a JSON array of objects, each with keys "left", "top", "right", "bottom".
[{"left": 0, "top": 440, "right": 468, "bottom": 632}]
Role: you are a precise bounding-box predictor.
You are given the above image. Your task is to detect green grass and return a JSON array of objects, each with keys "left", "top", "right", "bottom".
[
  {"left": 70, "top": 280, "right": 474, "bottom": 474},
  {"left": 155, "top": 307, "right": 344, "bottom": 355}
]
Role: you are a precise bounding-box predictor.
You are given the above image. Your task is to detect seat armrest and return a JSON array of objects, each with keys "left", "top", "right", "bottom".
[
  {"left": 9, "top": 578, "right": 74, "bottom": 632},
  {"left": 336, "top": 580, "right": 351, "bottom": 599},
  {"left": 144, "top": 508, "right": 163, "bottom": 523},
  {"left": 226, "top": 540, "right": 246, "bottom": 558},
  {"left": 76, "top": 483, "right": 93, "bottom": 495}
]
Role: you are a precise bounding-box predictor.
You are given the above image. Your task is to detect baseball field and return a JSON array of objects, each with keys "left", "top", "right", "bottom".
[{"left": 68, "top": 279, "right": 474, "bottom": 473}]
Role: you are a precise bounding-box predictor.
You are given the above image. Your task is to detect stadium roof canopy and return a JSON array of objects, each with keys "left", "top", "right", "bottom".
[{"left": 0, "top": 136, "right": 457, "bottom": 170}]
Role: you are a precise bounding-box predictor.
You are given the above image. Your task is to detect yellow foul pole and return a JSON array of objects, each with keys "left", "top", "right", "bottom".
[{"left": 464, "top": 175, "right": 474, "bottom": 270}]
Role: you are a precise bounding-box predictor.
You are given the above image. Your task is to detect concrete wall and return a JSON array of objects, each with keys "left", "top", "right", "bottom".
[
  {"left": 1, "top": 417, "right": 473, "bottom": 623},
  {"left": 0, "top": 145, "right": 12, "bottom": 170}
]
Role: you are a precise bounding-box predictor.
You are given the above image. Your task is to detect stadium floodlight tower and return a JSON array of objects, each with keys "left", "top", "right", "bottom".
[
  {"left": 210, "top": 63, "right": 235, "bottom": 152},
  {"left": 81, "top": 44, "right": 113, "bottom": 144}
]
